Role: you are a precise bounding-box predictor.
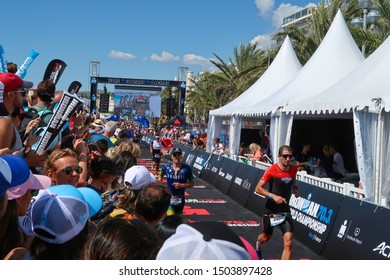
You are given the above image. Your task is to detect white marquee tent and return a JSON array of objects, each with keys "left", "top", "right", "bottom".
[
  {"left": 237, "top": 10, "right": 364, "bottom": 117},
  {"left": 207, "top": 36, "right": 302, "bottom": 154},
  {"left": 239, "top": 10, "right": 364, "bottom": 161},
  {"left": 282, "top": 30, "right": 390, "bottom": 205}
]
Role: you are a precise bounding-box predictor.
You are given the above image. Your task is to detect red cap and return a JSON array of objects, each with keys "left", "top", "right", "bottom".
[{"left": 0, "top": 72, "right": 33, "bottom": 93}]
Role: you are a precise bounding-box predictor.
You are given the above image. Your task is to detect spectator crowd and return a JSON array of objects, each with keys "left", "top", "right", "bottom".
[{"left": 0, "top": 70, "right": 256, "bottom": 260}]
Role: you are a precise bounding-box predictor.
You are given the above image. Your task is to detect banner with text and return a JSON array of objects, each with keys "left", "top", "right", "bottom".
[
  {"left": 289, "top": 182, "right": 344, "bottom": 254},
  {"left": 212, "top": 157, "right": 240, "bottom": 195},
  {"left": 227, "top": 164, "right": 262, "bottom": 207},
  {"left": 35, "top": 91, "right": 84, "bottom": 153},
  {"left": 322, "top": 197, "right": 390, "bottom": 259},
  {"left": 199, "top": 153, "right": 224, "bottom": 185}
]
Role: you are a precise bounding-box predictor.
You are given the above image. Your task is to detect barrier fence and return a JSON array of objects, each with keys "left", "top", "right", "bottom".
[{"left": 142, "top": 137, "right": 390, "bottom": 259}]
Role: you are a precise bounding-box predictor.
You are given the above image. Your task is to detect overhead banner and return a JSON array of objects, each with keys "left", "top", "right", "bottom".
[
  {"left": 289, "top": 182, "right": 344, "bottom": 255},
  {"left": 114, "top": 85, "right": 161, "bottom": 118},
  {"left": 322, "top": 197, "right": 390, "bottom": 259}
]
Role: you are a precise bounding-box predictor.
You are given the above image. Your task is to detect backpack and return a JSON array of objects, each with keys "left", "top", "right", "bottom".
[{"left": 18, "top": 107, "right": 53, "bottom": 139}]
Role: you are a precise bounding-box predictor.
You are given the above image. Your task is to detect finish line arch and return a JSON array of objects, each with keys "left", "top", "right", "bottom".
[{"left": 90, "top": 76, "right": 186, "bottom": 116}]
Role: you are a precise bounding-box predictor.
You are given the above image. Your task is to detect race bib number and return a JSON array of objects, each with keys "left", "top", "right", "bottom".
[
  {"left": 269, "top": 213, "right": 287, "bottom": 227},
  {"left": 170, "top": 195, "right": 182, "bottom": 206},
  {"left": 154, "top": 153, "right": 160, "bottom": 159}
]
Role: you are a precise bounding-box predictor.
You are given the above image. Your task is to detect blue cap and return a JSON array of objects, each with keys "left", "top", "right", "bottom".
[
  {"left": 78, "top": 187, "right": 103, "bottom": 217},
  {"left": 48, "top": 185, "right": 102, "bottom": 218},
  {"left": 31, "top": 185, "right": 103, "bottom": 244},
  {"left": 0, "top": 156, "right": 30, "bottom": 197}
]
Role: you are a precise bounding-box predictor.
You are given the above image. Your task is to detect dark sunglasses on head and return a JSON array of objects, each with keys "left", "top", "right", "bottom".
[
  {"left": 281, "top": 154, "right": 293, "bottom": 159},
  {"left": 62, "top": 166, "right": 83, "bottom": 175}
]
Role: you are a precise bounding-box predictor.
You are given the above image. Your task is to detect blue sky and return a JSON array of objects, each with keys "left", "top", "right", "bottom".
[{"left": 2, "top": 0, "right": 316, "bottom": 92}]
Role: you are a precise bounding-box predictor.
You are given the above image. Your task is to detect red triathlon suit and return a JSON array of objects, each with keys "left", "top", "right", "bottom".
[{"left": 261, "top": 163, "right": 298, "bottom": 235}]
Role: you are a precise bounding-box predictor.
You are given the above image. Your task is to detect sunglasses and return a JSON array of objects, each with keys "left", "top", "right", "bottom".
[
  {"left": 62, "top": 166, "right": 83, "bottom": 175},
  {"left": 13, "top": 90, "right": 27, "bottom": 97},
  {"left": 31, "top": 189, "right": 39, "bottom": 196},
  {"left": 172, "top": 153, "right": 182, "bottom": 157},
  {"left": 281, "top": 154, "right": 293, "bottom": 159}
]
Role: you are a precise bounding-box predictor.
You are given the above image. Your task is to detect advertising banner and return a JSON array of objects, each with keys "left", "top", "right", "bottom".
[
  {"left": 227, "top": 164, "right": 262, "bottom": 206},
  {"left": 322, "top": 197, "right": 390, "bottom": 259},
  {"left": 289, "top": 182, "right": 344, "bottom": 254},
  {"left": 183, "top": 147, "right": 198, "bottom": 169},
  {"left": 199, "top": 153, "right": 224, "bottom": 185},
  {"left": 34, "top": 91, "right": 84, "bottom": 153},
  {"left": 191, "top": 150, "right": 210, "bottom": 178},
  {"left": 244, "top": 169, "right": 266, "bottom": 217},
  {"left": 212, "top": 157, "right": 240, "bottom": 195},
  {"left": 177, "top": 145, "right": 190, "bottom": 163}
]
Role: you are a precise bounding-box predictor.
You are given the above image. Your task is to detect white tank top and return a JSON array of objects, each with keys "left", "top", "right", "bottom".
[
  {"left": 0, "top": 115, "right": 23, "bottom": 151},
  {"left": 152, "top": 140, "right": 162, "bottom": 150}
]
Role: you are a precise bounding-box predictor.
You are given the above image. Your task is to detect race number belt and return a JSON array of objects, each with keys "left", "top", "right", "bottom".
[
  {"left": 268, "top": 213, "right": 289, "bottom": 227},
  {"left": 170, "top": 195, "right": 182, "bottom": 206}
]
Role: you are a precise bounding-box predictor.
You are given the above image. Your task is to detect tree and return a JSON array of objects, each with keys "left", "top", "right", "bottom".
[
  {"left": 274, "top": 0, "right": 361, "bottom": 63},
  {"left": 350, "top": 0, "right": 390, "bottom": 56},
  {"left": 186, "top": 42, "right": 269, "bottom": 122}
]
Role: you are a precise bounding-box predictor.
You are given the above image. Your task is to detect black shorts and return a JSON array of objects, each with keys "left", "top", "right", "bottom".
[
  {"left": 261, "top": 213, "right": 294, "bottom": 236},
  {"left": 152, "top": 149, "right": 161, "bottom": 163}
]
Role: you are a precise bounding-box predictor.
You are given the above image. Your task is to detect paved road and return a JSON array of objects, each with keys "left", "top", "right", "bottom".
[{"left": 139, "top": 142, "right": 326, "bottom": 260}]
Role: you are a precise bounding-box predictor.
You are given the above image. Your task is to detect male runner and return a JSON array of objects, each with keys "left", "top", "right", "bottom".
[
  {"left": 158, "top": 147, "right": 194, "bottom": 214},
  {"left": 255, "top": 145, "right": 300, "bottom": 260}
]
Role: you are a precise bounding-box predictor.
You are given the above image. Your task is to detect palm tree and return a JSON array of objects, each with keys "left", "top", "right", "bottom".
[
  {"left": 210, "top": 42, "right": 268, "bottom": 100},
  {"left": 350, "top": 0, "right": 390, "bottom": 56},
  {"left": 185, "top": 42, "right": 269, "bottom": 122}
]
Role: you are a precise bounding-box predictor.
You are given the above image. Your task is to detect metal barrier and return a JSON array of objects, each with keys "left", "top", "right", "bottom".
[{"left": 234, "top": 155, "right": 366, "bottom": 200}]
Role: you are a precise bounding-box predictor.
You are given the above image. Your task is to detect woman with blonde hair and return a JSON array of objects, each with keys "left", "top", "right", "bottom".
[
  {"left": 106, "top": 141, "right": 141, "bottom": 159},
  {"left": 43, "top": 148, "right": 88, "bottom": 187},
  {"left": 248, "top": 143, "right": 265, "bottom": 162}
]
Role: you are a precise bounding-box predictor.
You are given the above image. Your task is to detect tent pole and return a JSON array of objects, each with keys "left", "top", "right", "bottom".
[{"left": 374, "top": 110, "right": 383, "bottom": 205}]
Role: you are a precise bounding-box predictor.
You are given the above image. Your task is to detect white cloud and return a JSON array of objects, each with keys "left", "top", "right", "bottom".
[
  {"left": 150, "top": 51, "right": 180, "bottom": 62},
  {"left": 255, "top": 0, "right": 274, "bottom": 17},
  {"left": 183, "top": 54, "right": 216, "bottom": 71},
  {"left": 272, "top": 3, "right": 306, "bottom": 28},
  {"left": 108, "top": 50, "right": 136, "bottom": 60},
  {"left": 250, "top": 34, "right": 274, "bottom": 50}
]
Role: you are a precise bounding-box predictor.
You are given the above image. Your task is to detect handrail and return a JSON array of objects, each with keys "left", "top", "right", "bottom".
[{"left": 234, "top": 155, "right": 366, "bottom": 200}]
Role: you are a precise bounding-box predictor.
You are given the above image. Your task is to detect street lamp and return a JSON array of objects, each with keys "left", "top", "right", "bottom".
[
  {"left": 178, "top": 66, "right": 189, "bottom": 81},
  {"left": 176, "top": 67, "right": 189, "bottom": 118},
  {"left": 351, "top": 0, "right": 380, "bottom": 56},
  {"left": 367, "top": 9, "right": 381, "bottom": 28}
]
